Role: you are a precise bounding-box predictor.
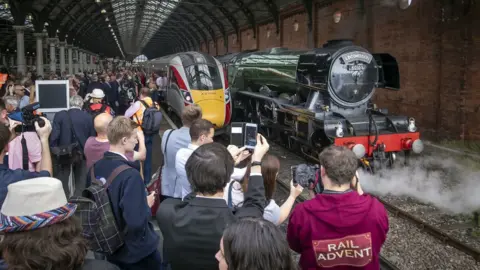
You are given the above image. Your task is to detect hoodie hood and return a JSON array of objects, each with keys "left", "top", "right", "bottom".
[{"left": 304, "top": 191, "right": 374, "bottom": 231}]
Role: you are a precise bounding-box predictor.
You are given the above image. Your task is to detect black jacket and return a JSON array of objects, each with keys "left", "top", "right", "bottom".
[
  {"left": 156, "top": 173, "right": 266, "bottom": 270},
  {"left": 50, "top": 108, "right": 95, "bottom": 149}
]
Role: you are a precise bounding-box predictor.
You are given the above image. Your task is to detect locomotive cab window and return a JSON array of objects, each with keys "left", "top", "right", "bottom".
[{"left": 184, "top": 64, "right": 223, "bottom": 90}]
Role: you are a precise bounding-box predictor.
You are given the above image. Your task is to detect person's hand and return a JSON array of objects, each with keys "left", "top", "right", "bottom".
[
  {"left": 7, "top": 118, "right": 20, "bottom": 132},
  {"left": 352, "top": 170, "right": 364, "bottom": 195},
  {"left": 251, "top": 134, "right": 269, "bottom": 162},
  {"left": 227, "top": 145, "right": 251, "bottom": 165},
  {"left": 290, "top": 180, "right": 304, "bottom": 198},
  {"left": 147, "top": 191, "right": 156, "bottom": 208},
  {"left": 137, "top": 128, "right": 145, "bottom": 142},
  {"left": 35, "top": 117, "right": 52, "bottom": 141}
]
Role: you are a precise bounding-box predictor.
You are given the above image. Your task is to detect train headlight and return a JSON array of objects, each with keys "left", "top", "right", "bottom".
[
  {"left": 224, "top": 88, "right": 231, "bottom": 103},
  {"left": 408, "top": 117, "right": 417, "bottom": 132},
  {"left": 335, "top": 122, "right": 344, "bottom": 137},
  {"left": 182, "top": 91, "right": 193, "bottom": 104}
]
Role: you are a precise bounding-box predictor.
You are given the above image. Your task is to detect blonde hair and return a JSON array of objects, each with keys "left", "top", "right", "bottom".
[{"left": 107, "top": 116, "right": 138, "bottom": 145}]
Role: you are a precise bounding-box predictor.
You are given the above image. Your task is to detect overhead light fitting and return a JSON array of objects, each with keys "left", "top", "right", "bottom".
[
  {"left": 3, "top": 3, "right": 9, "bottom": 9},
  {"left": 105, "top": 17, "right": 109, "bottom": 22},
  {"left": 101, "top": 9, "right": 106, "bottom": 14},
  {"left": 293, "top": 20, "right": 299, "bottom": 32},
  {"left": 398, "top": 0, "right": 412, "bottom": 10},
  {"left": 44, "top": 22, "right": 49, "bottom": 26}
]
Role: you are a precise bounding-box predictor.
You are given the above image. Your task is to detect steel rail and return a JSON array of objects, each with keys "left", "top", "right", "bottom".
[
  {"left": 375, "top": 196, "right": 480, "bottom": 262},
  {"left": 275, "top": 178, "right": 400, "bottom": 270}
]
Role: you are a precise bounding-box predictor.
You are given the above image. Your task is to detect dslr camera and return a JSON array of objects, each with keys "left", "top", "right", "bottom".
[{"left": 14, "top": 102, "right": 45, "bottom": 133}]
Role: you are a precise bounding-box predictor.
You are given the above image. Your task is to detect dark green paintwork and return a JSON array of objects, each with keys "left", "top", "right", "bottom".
[{"left": 227, "top": 48, "right": 310, "bottom": 94}]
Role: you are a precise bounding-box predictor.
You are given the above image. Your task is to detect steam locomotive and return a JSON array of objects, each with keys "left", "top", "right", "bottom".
[{"left": 225, "top": 40, "right": 423, "bottom": 171}]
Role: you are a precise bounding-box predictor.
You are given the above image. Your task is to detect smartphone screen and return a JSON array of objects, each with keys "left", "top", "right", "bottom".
[{"left": 244, "top": 124, "right": 257, "bottom": 149}]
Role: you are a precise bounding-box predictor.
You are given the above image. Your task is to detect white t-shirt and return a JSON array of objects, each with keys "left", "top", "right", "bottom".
[{"left": 223, "top": 179, "right": 281, "bottom": 224}]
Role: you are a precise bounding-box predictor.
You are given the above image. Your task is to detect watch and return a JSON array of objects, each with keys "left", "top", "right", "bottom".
[{"left": 251, "top": 161, "right": 262, "bottom": 167}]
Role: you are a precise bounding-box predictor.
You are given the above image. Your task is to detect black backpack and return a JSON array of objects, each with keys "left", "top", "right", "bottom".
[
  {"left": 134, "top": 100, "right": 163, "bottom": 135},
  {"left": 86, "top": 103, "right": 108, "bottom": 119},
  {"left": 69, "top": 164, "right": 131, "bottom": 255}
]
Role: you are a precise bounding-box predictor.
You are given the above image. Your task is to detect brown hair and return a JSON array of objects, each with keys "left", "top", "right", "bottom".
[
  {"left": 107, "top": 116, "right": 139, "bottom": 145},
  {"left": 181, "top": 104, "right": 202, "bottom": 127},
  {"left": 241, "top": 155, "right": 280, "bottom": 201},
  {"left": 140, "top": 87, "right": 150, "bottom": 97},
  {"left": 318, "top": 145, "right": 358, "bottom": 186},
  {"left": 1, "top": 217, "right": 88, "bottom": 270},
  {"left": 189, "top": 119, "right": 214, "bottom": 141}
]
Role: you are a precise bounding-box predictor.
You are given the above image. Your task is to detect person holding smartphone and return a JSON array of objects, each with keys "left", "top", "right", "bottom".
[{"left": 287, "top": 146, "right": 388, "bottom": 270}]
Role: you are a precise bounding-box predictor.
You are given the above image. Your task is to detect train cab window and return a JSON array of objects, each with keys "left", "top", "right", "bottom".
[{"left": 184, "top": 64, "right": 223, "bottom": 90}]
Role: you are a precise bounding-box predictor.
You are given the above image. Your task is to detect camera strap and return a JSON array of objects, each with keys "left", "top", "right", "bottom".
[{"left": 21, "top": 134, "right": 28, "bottom": 171}]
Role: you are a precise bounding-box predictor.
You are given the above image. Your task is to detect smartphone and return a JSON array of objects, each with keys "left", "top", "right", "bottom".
[
  {"left": 244, "top": 123, "right": 258, "bottom": 149},
  {"left": 291, "top": 165, "right": 298, "bottom": 185},
  {"left": 230, "top": 122, "right": 244, "bottom": 148}
]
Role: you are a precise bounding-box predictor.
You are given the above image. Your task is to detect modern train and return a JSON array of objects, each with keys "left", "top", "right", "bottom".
[
  {"left": 222, "top": 40, "right": 424, "bottom": 171},
  {"left": 143, "top": 52, "right": 231, "bottom": 134}
]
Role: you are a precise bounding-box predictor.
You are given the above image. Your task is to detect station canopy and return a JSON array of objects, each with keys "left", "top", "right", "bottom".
[{"left": 0, "top": 0, "right": 299, "bottom": 59}]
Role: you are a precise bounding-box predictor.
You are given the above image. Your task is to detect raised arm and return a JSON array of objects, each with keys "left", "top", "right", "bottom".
[{"left": 235, "top": 134, "right": 269, "bottom": 218}]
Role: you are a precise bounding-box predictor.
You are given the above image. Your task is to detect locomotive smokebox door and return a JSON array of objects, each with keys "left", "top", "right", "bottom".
[{"left": 372, "top": 53, "right": 400, "bottom": 90}]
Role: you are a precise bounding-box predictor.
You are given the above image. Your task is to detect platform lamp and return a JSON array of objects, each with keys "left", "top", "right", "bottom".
[
  {"left": 293, "top": 20, "right": 299, "bottom": 32},
  {"left": 333, "top": 10, "right": 342, "bottom": 23},
  {"left": 398, "top": 0, "right": 412, "bottom": 10}
]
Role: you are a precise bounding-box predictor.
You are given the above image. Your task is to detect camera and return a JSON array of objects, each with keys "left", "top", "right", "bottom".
[
  {"left": 230, "top": 122, "right": 258, "bottom": 149},
  {"left": 291, "top": 164, "right": 323, "bottom": 194},
  {"left": 14, "top": 102, "right": 45, "bottom": 133}
]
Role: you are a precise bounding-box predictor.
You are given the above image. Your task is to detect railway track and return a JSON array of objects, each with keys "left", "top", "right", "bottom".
[
  {"left": 275, "top": 178, "right": 400, "bottom": 270},
  {"left": 264, "top": 136, "right": 480, "bottom": 265}
]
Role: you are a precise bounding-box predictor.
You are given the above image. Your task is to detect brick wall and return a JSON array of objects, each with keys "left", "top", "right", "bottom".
[
  {"left": 241, "top": 29, "right": 257, "bottom": 50},
  {"left": 313, "top": 0, "right": 478, "bottom": 140},
  {"left": 227, "top": 33, "right": 240, "bottom": 53},
  {"left": 209, "top": 41, "right": 216, "bottom": 56},
  {"left": 282, "top": 12, "right": 308, "bottom": 49},
  {"left": 258, "top": 22, "right": 280, "bottom": 50},
  {"left": 217, "top": 37, "right": 226, "bottom": 56},
  {"left": 200, "top": 42, "right": 207, "bottom": 53}
]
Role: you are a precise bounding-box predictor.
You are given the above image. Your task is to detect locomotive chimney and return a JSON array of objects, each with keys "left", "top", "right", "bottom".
[{"left": 322, "top": 39, "right": 354, "bottom": 48}]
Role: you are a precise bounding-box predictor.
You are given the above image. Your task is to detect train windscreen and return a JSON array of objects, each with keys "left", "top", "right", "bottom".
[{"left": 184, "top": 64, "right": 223, "bottom": 90}]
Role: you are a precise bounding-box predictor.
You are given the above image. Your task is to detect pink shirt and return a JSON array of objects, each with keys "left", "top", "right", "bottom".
[
  {"left": 84, "top": 137, "right": 134, "bottom": 169},
  {"left": 8, "top": 132, "right": 41, "bottom": 172}
]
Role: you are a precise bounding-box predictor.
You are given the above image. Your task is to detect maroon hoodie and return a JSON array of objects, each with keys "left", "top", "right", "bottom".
[{"left": 287, "top": 191, "right": 388, "bottom": 270}]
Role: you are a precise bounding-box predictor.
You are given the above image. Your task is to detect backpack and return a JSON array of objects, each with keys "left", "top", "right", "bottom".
[
  {"left": 119, "top": 83, "right": 136, "bottom": 104},
  {"left": 86, "top": 103, "right": 108, "bottom": 119},
  {"left": 69, "top": 164, "right": 131, "bottom": 255},
  {"left": 135, "top": 100, "right": 162, "bottom": 135}
]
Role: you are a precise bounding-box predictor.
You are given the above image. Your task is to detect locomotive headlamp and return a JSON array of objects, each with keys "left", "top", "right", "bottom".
[
  {"left": 407, "top": 117, "right": 417, "bottom": 132},
  {"left": 224, "top": 88, "right": 231, "bottom": 103},
  {"left": 335, "top": 122, "right": 344, "bottom": 137}
]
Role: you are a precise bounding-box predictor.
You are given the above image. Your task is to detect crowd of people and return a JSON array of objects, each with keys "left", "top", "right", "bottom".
[{"left": 0, "top": 67, "right": 389, "bottom": 270}]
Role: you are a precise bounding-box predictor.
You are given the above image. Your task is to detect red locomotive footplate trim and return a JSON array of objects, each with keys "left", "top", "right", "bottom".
[{"left": 334, "top": 132, "right": 421, "bottom": 156}]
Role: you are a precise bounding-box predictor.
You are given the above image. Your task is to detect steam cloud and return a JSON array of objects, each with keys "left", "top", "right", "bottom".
[{"left": 358, "top": 155, "right": 480, "bottom": 214}]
